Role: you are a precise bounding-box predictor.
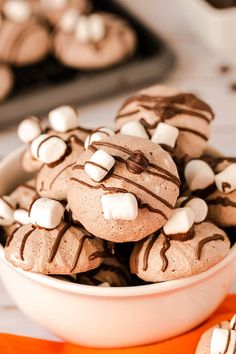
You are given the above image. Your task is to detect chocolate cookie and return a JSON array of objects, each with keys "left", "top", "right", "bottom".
[
  {"left": 53, "top": 12, "right": 137, "bottom": 70},
  {"left": 5, "top": 221, "right": 104, "bottom": 274},
  {"left": 130, "top": 222, "right": 230, "bottom": 282},
  {"left": 0, "top": 1, "right": 50, "bottom": 66},
  {"left": 68, "top": 134, "right": 180, "bottom": 242},
  {"left": 115, "top": 85, "right": 214, "bottom": 160}
]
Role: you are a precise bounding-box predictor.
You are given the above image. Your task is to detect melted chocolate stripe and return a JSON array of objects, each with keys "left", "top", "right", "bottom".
[
  {"left": 71, "top": 235, "right": 94, "bottom": 272},
  {"left": 196, "top": 234, "right": 225, "bottom": 260},
  {"left": 133, "top": 240, "right": 144, "bottom": 273},
  {"left": 70, "top": 178, "right": 168, "bottom": 219},
  {"left": 6, "top": 226, "right": 21, "bottom": 247},
  {"left": 85, "top": 161, "right": 108, "bottom": 172},
  {"left": 207, "top": 197, "right": 236, "bottom": 207},
  {"left": 90, "top": 141, "right": 180, "bottom": 185},
  {"left": 19, "top": 227, "right": 35, "bottom": 260},
  {"left": 177, "top": 127, "right": 208, "bottom": 141},
  {"left": 111, "top": 173, "right": 174, "bottom": 209},
  {"left": 142, "top": 233, "right": 159, "bottom": 271},
  {"left": 160, "top": 235, "right": 171, "bottom": 272},
  {"left": 223, "top": 330, "right": 231, "bottom": 354},
  {"left": 49, "top": 216, "right": 72, "bottom": 263},
  {"left": 138, "top": 103, "right": 211, "bottom": 124},
  {"left": 116, "top": 109, "right": 140, "bottom": 119},
  {"left": 118, "top": 93, "right": 214, "bottom": 118},
  {"left": 66, "top": 134, "right": 84, "bottom": 146},
  {"left": 49, "top": 162, "right": 75, "bottom": 189}
]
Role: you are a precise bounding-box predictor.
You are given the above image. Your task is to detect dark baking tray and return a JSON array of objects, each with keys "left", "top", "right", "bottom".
[{"left": 0, "top": 0, "right": 176, "bottom": 128}]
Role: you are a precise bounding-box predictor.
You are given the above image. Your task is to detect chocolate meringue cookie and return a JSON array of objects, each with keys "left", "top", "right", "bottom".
[
  {"left": 5, "top": 221, "right": 104, "bottom": 274},
  {"left": 0, "top": 63, "right": 13, "bottom": 101},
  {"left": 77, "top": 256, "right": 131, "bottom": 287},
  {"left": 115, "top": 85, "right": 214, "bottom": 160},
  {"left": 38, "top": 0, "right": 90, "bottom": 26},
  {"left": 53, "top": 12, "right": 137, "bottom": 70},
  {"left": 0, "top": 4, "right": 50, "bottom": 66},
  {"left": 130, "top": 222, "right": 230, "bottom": 282},
  {"left": 36, "top": 135, "right": 84, "bottom": 200},
  {"left": 196, "top": 316, "right": 236, "bottom": 354},
  {"left": 207, "top": 189, "right": 236, "bottom": 227},
  {"left": 21, "top": 126, "right": 90, "bottom": 173},
  {"left": 68, "top": 134, "right": 180, "bottom": 242}
]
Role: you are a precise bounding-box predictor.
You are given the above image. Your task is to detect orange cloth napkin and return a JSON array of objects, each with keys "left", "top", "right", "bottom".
[{"left": 1, "top": 294, "right": 236, "bottom": 354}]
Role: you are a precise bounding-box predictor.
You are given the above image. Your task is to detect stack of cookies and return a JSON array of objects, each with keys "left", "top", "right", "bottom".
[{"left": 0, "top": 84, "right": 235, "bottom": 287}]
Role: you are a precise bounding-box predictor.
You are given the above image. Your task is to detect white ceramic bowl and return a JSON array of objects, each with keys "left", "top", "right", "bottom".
[
  {"left": 0, "top": 148, "right": 236, "bottom": 348},
  {"left": 179, "top": 0, "right": 236, "bottom": 52}
]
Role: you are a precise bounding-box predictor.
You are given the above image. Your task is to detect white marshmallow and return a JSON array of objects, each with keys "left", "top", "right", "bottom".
[
  {"left": 3, "top": 0, "right": 32, "bottom": 23},
  {"left": 151, "top": 122, "right": 179, "bottom": 148},
  {"left": 17, "top": 116, "right": 43, "bottom": 143},
  {"left": 89, "top": 14, "right": 106, "bottom": 42},
  {"left": 184, "top": 160, "right": 215, "bottom": 191},
  {"left": 31, "top": 134, "right": 48, "bottom": 159},
  {"left": 48, "top": 106, "right": 79, "bottom": 132},
  {"left": 210, "top": 328, "right": 236, "bottom": 354},
  {"left": 215, "top": 163, "right": 236, "bottom": 194},
  {"left": 230, "top": 314, "right": 236, "bottom": 330},
  {"left": 163, "top": 207, "right": 194, "bottom": 235},
  {"left": 120, "top": 121, "right": 149, "bottom": 139},
  {"left": 59, "top": 9, "right": 78, "bottom": 33},
  {"left": 30, "top": 198, "right": 64, "bottom": 229},
  {"left": 75, "top": 14, "right": 106, "bottom": 43},
  {"left": 84, "top": 149, "right": 115, "bottom": 182},
  {"left": 0, "top": 197, "right": 14, "bottom": 226},
  {"left": 75, "top": 16, "right": 90, "bottom": 42},
  {"left": 176, "top": 197, "right": 208, "bottom": 223},
  {"left": 98, "top": 282, "right": 110, "bottom": 287},
  {"left": 13, "top": 209, "right": 30, "bottom": 225},
  {"left": 31, "top": 134, "right": 67, "bottom": 164},
  {"left": 101, "top": 193, "right": 138, "bottom": 220},
  {"left": 84, "top": 127, "right": 114, "bottom": 149}
]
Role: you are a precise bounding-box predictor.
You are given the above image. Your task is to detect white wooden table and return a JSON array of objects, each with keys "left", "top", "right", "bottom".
[{"left": 0, "top": 0, "right": 236, "bottom": 341}]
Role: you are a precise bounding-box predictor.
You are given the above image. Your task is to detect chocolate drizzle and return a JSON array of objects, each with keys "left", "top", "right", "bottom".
[
  {"left": 48, "top": 215, "right": 72, "bottom": 263},
  {"left": 207, "top": 197, "right": 236, "bottom": 207},
  {"left": 6, "top": 225, "right": 21, "bottom": 247},
  {"left": 49, "top": 162, "right": 75, "bottom": 190},
  {"left": 70, "top": 177, "right": 168, "bottom": 219},
  {"left": 89, "top": 141, "right": 180, "bottom": 186},
  {"left": 117, "top": 93, "right": 214, "bottom": 121},
  {"left": 142, "top": 233, "right": 158, "bottom": 271},
  {"left": 19, "top": 226, "right": 35, "bottom": 260},
  {"left": 222, "top": 182, "right": 231, "bottom": 193},
  {"left": 196, "top": 234, "right": 225, "bottom": 260},
  {"left": 126, "top": 150, "right": 149, "bottom": 174},
  {"left": 160, "top": 235, "right": 171, "bottom": 272},
  {"left": 70, "top": 234, "right": 95, "bottom": 272}
]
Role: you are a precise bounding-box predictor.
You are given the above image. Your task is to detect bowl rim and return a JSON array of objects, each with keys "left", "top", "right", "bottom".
[{"left": 0, "top": 147, "right": 236, "bottom": 298}]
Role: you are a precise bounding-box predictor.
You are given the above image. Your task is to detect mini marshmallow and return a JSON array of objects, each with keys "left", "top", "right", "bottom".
[
  {"left": 215, "top": 163, "right": 236, "bottom": 194},
  {"left": 210, "top": 328, "right": 236, "bottom": 354},
  {"left": 48, "top": 106, "right": 79, "bottom": 132},
  {"left": 84, "top": 149, "right": 115, "bottom": 182},
  {"left": 163, "top": 207, "right": 194, "bottom": 235},
  {"left": 184, "top": 160, "right": 215, "bottom": 191},
  {"left": 13, "top": 209, "right": 30, "bottom": 225},
  {"left": 3, "top": 0, "right": 32, "bottom": 23},
  {"left": 59, "top": 9, "right": 78, "bottom": 33},
  {"left": 75, "top": 16, "right": 90, "bottom": 42},
  {"left": 17, "top": 116, "right": 43, "bottom": 143},
  {"left": 89, "top": 14, "right": 106, "bottom": 42},
  {"left": 151, "top": 122, "right": 179, "bottom": 148},
  {"left": 31, "top": 134, "right": 67, "bottom": 164},
  {"left": 101, "top": 193, "right": 138, "bottom": 220},
  {"left": 120, "top": 121, "right": 149, "bottom": 139},
  {"left": 75, "top": 14, "right": 106, "bottom": 43},
  {"left": 230, "top": 314, "right": 236, "bottom": 330},
  {"left": 176, "top": 197, "right": 208, "bottom": 223},
  {"left": 30, "top": 198, "right": 64, "bottom": 229},
  {"left": 0, "top": 197, "right": 14, "bottom": 226},
  {"left": 98, "top": 282, "right": 110, "bottom": 287},
  {"left": 84, "top": 127, "right": 114, "bottom": 149}
]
